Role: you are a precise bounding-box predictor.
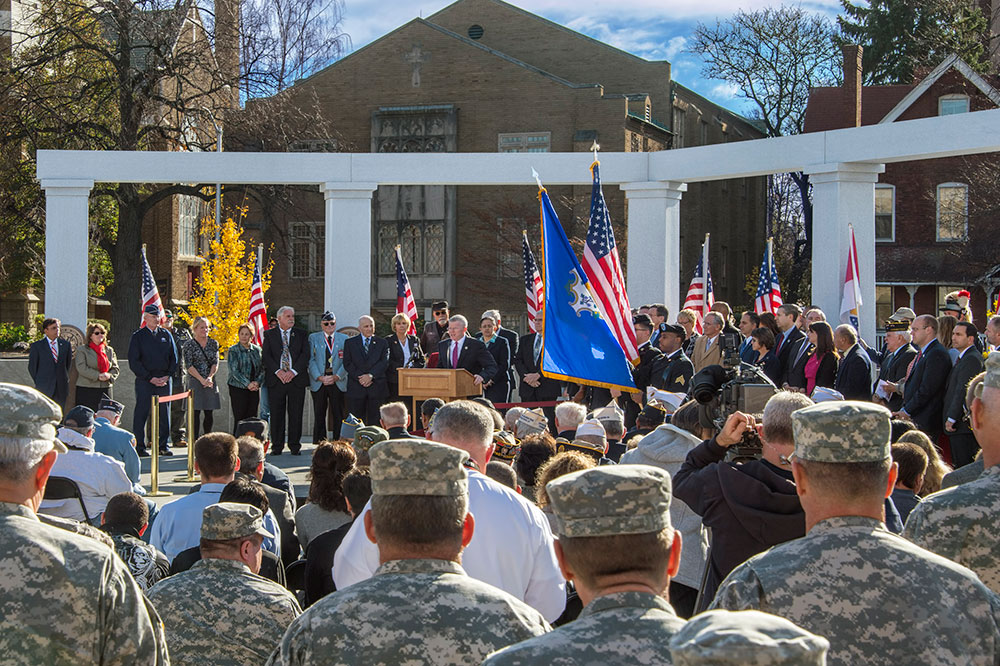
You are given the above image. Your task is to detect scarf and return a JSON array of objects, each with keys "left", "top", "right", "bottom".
[{"left": 90, "top": 342, "right": 110, "bottom": 373}]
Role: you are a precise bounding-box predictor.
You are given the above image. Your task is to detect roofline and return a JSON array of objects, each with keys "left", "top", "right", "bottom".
[
  {"left": 879, "top": 53, "right": 1000, "bottom": 124},
  {"left": 427, "top": 0, "right": 668, "bottom": 68},
  {"left": 670, "top": 81, "right": 759, "bottom": 128}
]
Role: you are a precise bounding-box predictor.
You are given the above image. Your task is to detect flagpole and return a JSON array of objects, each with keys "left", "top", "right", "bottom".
[{"left": 702, "top": 233, "right": 710, "bottom": 319}]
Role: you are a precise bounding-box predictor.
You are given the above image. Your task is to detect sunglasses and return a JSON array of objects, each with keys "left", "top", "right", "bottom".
[
  {"left": 433, "top": 310, "right": 447, "bottom": 315},
  {"left": 322, "top": 321, "right": 336, "bottom": 326},
  {"left": 93, "top": 331, "right": 106, "bottom": 336}
]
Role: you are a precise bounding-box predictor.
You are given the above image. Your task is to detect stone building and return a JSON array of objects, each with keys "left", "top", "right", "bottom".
[{"left": 248, "top": 0, "right": 766, "bottom": 333}]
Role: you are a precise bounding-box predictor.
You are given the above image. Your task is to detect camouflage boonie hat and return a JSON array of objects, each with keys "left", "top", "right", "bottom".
[
  {"left": 354, "top": 425, "right": 389, "bottom": 452},
  {"left": 369, "top": 439, "right": 469, "bottom": 497},
  {"left": 791, "top": 400, "right": 891, "bottom": 463},
  {"left": 492, "top": 430, "right": 521, "bottom": 462},
  {"left": 984, "top": 353, "right": 1000, "bottom": 390},
  {"left": 515, "top": 408, "right": 548, "bottom": 436},
  {"left": 0, "top": 383, "right": 66, "bottom": 453},
  {"left": 201, "top": 502, "right": 274, "bottom": 541},
  {"left": 546, "top": 465, "right": 672, "bottom": 537},
  {"left": 669, "top": 609, "right": 830, "bottom": 665}
]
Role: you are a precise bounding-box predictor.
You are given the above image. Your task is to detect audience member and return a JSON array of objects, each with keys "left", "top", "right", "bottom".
[
  {"left": 380, "top": 401, "right": 415, "bottom": 438},
  {"left": 296, "top": 440, "right": 355, "bottom": 549},
  {"left": 236, "top": 435, "right": 296, "bottom": 565},
  {"left": 514, "top": 432, "right": 557, "bottom": 501},
  {"left": 235, "top": 417, "right": 297, "bottom": 509},
  {"left": 100, "top": 491, "right": 169, "bottom": 591},
  {"left": 420, "top": 397, "right": 445, "bottom": 434},
  {"left": 491, "top": 430, "right": 521, "bottom": 467},
  {"left": 534, "top": 451, "right": 596, "bottom": 530},
  {"left": 594, "top": 403, "right": 627, "bottom": 462},
  {"left": 554, "top": 401, "right": 586, "bottom": 440},
  {"left": 891, "top": 443, "right": 927, "bottom": 524},
  {"left": 92, "top": 398, "right": 143, "bottom": 494},
  {"left": 504, "top": 407, "right": 527, "bottom": 433},
  {"left": 486, "top": 459, "right": 521, "bottom": 491},
  {"left": 896, "top": 429, "right": 951, "bottom": 496},
  {"left": 668, "top": 610, "right": 830, "bottom": 665},
  {"left": 514, "top": 408, "right": 549, "bottom": 440},
  {"left": 624, "top": 404, "right": 667, "bottom": 445},
  {"left": 352, "top": 425, "right": 388, "bottom": 466}
]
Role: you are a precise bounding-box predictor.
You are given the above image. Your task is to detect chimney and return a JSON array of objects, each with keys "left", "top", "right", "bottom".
[
  {"left": 215, "top": 0, "right": 240, "bottom": 109},
  {"left": 842, "top": 44, "right": 863, "bottom": 128}
]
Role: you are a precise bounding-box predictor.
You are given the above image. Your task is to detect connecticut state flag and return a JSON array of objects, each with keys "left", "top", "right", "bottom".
[{"left": 536, "top": 181, "right": 637, "bottom": 392}]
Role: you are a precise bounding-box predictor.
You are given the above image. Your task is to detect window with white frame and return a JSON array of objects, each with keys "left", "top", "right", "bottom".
[
  {"left": 289, "top": 221, "right": 324, "bottom": 278},
  {"left": 936, "top": 183, "right": 968, "bottom": 241},
  {"left": 875, "top": 185, "right": 895, "bottom": 241},
  {"left": 939, "top": 95, "right": 970, "bottom": 116},
  {"left": 177, "top": 195, "right": 202, "bottom": 257},
  {"left": 498, "top": 132, "right": 551, "bottom": 153},
  {"left": 875, "top": 285, "right": 893, "bottom": 328}
]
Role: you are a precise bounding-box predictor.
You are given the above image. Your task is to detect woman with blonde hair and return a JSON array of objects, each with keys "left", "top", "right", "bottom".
[
  {"left": 896, "top": 429, "right": 952, "bottom": 496},
  {"left": 74, "top": 322, "right": 120, "bottom": 410},
  {"left": 182, "top": 316, "right": 220, "bottom": 438},
  {"left": 385, "top": 312, "right": 424, "bottom": 401},
  {"left": 937, "top": 315, "right": 959, "bottom": 364}
]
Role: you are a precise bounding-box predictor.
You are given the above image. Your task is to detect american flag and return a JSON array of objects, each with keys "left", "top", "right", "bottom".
[
  {"left": 248, "top": 248, "right": 268, "bottom": 345},
  {"left": 581, "top": 162, "right": 639, "bottom": 364},
  {"left": 754, "top": 238, "right": 783, "bottom": 314},
  {"left": 682, "top": 236, "right": 715, "bottom": 334},
  {"left": 139, "top": 247, "right": 166, "bottom": 328},
  {"left": 522, "top": 232, "right": 544, "bottom": 332},
  {"left": 395, "top": 245, "right": 418, "bottom": 335}
]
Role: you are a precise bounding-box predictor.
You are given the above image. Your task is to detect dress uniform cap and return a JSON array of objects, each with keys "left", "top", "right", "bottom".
[
  {"left": 592, "top": 402, "right": 624, "bottom": 425},
  {"left": 791, "top": 400, "right": 891, "bottom": 463},
  {"left": 669, "top": 609, "right": 830, "bottom": 666},
  {"left": 97, "top": 398, "right": 125, "bottom": 415},
  {"left": 353, "top": 425, "right": 389, "bottom": 452},
  {"left": 492, "top": 430, "right": 521, "bottom": 461},
  {"left": 639, "top": 402, "right": 667, "bottom": 423},
  {"left": 809, "top": 386, "right": 844, "bottom": 403},
  {"left": 575, "top": 418, "right": 606, "bottom": 440},
  {"left": 984, "top": 352, "right": 1000, "bottom": 390},
  {"left": 547, "top": 465, "right": 672, "bottom": 537},
  {"left": 557, "top": 438, "right": 605, "bottom": 459},
  {"left": 0, "top": 382, "right": 66, "bottom": 453},
  {"left": 658, "top": 322, "right": 687, "bottom": 339},
  {"left": 340, "top": 413, "right": 364, "bottom": 440},
  {"left": 321, "top": 311, "right": 336, "bottom": 321},
  {"left": 201, "top": 502, "right": 274, "bottom": 540},
  {"left": 236, "top": 417, "right": 268, "bottom": 440},
  {"left": 884, "top": 320, "right": 910, "bottom": 333},
  {"left": 633, "top": 313, "right": 653, "bottom": 327},
  {"left": 515, "top": 408, "right": 548, "bottom": 436},
  {"left": 143, "top": 304, "right": 160, "bottom": 315},
  {"left": 369, "top": 438, "right": 469, "bottom": 496}
]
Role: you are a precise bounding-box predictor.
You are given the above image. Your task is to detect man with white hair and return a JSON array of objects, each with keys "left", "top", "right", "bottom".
[
  {"left": 0, "top": 383, "right": 168, "bottom": 662},
  {"left": 875, "top": 321, "right": 917, "bottom": 412},
  {"left": 333, "top": 400, "right": 566, "bottom": 622},
  {"left": 343, "top": 315, "right": 390, "bottom": 427},
  {"left": 437, "top": 315, "right": 497, "bottom": 392},
  {"left": 262, "top": 305, "right": 310, "bottom": 455},
  {"left": 555, "top": 401, "right": 587, "bottom": 440},
  {"left": 379, "top": 402, "right": 414, "bottom": 439}
]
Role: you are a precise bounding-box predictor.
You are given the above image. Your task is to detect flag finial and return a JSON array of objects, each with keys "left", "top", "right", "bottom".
[
  {"left": 591, "top": 141, "right": 600, "bottom": 163},
  {"left": 531, "top": 168, "right": 544, "bottom": 191}
]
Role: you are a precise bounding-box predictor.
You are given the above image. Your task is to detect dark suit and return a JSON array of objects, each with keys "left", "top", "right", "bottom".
[
  {"left": 835, "top": 344, "right": 874, "bottom": 401},
  {"left": 262, "top": 326, "right": 310, "bottom": 454},
  {"left": 478, "top": 326, "right": 519, "bottom": 391},
  {"left": 782, "top": 338, "right": 813, "bottom": 390},
  {"left": 480, "top": 336, "right": 511, "bottom": 405},
  {"left": 386, "top": 334, "right": 425, "bottom": 401},
  {"left": 419, "top": 320, "right": 448, "bottom": 354},
  {"left": 626, "top": 342, "right": 664, "bottom": 429},
  {"left": 28, "top": 336, "right": 72, "bottom": 407},
  {"left": 343, "top": 335, "right": 390, "bottom": 426},
  {"left": 774, "top": 327, "right": 805, "bottom": 383},
  {"left": 128, "top": 326, "right": 178, "bottom": 451},
  {"left": 875, "top": 343, "right": 917, "bottom": 412},
  {"left": 437, "top": 336, "right": 498, "bottom": 388},
  {"left": 651, "top": 349, "right": 695, "bottom": 393},
  {"left": 944, "top": 347, "right": 984, "bottom": 466},
  {"left": 738, "top": 338, "right": 758, "bottom": 364},
  {"left": 513, "top": 332, "right": 562, "bottom": 425},
  {"left": 757, "top": 350, "right": 782, "bottom": 386},
  {"left": 902, "top": 339, "right": 952, "bottom": 438}
]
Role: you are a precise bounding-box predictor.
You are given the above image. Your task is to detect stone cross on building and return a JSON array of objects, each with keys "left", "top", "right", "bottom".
[{"left": 403, "top": 44, "right": 429, "bottom": 87}]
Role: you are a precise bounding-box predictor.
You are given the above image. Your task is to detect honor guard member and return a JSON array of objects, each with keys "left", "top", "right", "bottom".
[
  {"left": 149, "top": 503, "right": 301, "bottom": 665},
  {"left": 904, "top": 355, "right": 1000, "bottom": 594},
  {"left": 0, "top": 383, "right": 168, "bottom": 665},
  {"left": 128, "top": 304, "right": 178, "bottom": 456},
  {"left": 669, "top": 610, "right": 830, "bottom": 666},
  {"left": 270, "top": 439, "right": 550, "bottom": 665},
  {"left": 484, "top": 465, "right": 685, "bottom": 665},
  {"left": 652, "top": 323, "right": 695, "bottom": 394},
  {"left": 712, "top": 401, "right": 1000, "bottom": 666},
  {"left": 626, "top": 315, "right": 665, "bottom": 429}
]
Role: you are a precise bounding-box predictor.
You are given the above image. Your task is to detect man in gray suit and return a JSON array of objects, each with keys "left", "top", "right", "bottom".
[{"left": 28, "top": 317, "right": 72, "bottom": 409}]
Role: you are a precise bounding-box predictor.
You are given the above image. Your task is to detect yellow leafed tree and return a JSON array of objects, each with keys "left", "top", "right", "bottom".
[{"left": 179, "top": 208, "right": 273, "bottom": 355}]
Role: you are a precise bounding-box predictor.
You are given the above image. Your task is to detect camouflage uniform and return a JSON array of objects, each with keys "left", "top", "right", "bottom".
[
  {"left": 711, "top": 401, "right": 1000, "bottom": 666},
  {"left": 148, "top": 503, "right": 301, "bottom": 666},
  {"left": 486, "top": 465, "right": 685, "bottom": 665},
  {"left": 668, "top": 609, "right": 829, "bottom": 665},
  {"left": 269, "top": 439, "right": 550, "bottom": 666},
  {"left": 0, "top": 382, "right": 168, "bottom": 665}
]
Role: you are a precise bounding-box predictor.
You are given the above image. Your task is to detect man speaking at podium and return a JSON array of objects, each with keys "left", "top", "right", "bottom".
[{"left": 438, "top": 315, "right": 498, "bottom": 394}]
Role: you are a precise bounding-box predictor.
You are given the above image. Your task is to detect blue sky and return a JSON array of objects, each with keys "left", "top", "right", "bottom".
[{"left": 338, "top": 0, "right": 843, "bottom": 116}]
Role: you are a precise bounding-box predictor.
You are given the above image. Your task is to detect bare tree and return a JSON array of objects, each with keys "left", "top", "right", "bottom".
[{"left": 689, "top": 6, "right": 841, "bottom": 302}]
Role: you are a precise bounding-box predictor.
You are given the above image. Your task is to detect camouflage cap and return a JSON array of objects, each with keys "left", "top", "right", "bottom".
[
  {"left": 791, "top": 400, "right": 891, "bottom": 463},
  {"left": 669, "top": 609, "right": 830, "bottom": 666},
  {"left": 984, "top": 352, "right": 1000, "bottom": 390},
  {"left": 369, "top": 439, "right": 469, "bottom": 497},
  {"left": 201, "top": 502, "right": 274, "bottom": 541},
  {"left": 0, "top": 383, "right": 66, "bottom": 453},
  {"left": 547, "top": 465, "right": 672, "bottom": 537},
  {"left": 354, "top": 425, "right": 389, "bottom": 452},
  {"left": 515, "top": 408, "right": 548, "bottom": 436}
]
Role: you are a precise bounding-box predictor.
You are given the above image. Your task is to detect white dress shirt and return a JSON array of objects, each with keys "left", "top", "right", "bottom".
[
  {"left": 39, "top": 427, "right": 132, "bottom": 523},
  {"left": 333, "top": 469, "right": 567, "bottom": 621}
]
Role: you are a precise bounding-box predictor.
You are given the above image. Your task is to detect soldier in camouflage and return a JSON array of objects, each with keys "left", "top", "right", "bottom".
[
  {"left": 0, "top": 382, "right": 169, "bottom": 665},
  {"left": 669, "top": 609, "right": 829, "bottom": 665},
  {"left": 269, "top": 438, "right": 550, "bottom": 665},
  {"left": 148, "top": 502, "right": 301, "bottom": 665},
  {"left": 711, "top": 400, "right": 1000, "bottom": 666},
  {"left": 484, "top": 465, "right": 686, "bottom": 665},
  {"left": 905, "top": 359, "right": 1000, "bottom": 594}
]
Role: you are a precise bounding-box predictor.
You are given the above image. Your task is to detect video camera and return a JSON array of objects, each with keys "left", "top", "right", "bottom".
[{"left": 690, "top": 331, "right": 777, "bottom": 460}]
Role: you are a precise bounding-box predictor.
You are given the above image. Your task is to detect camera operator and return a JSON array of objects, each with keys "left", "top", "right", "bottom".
[{"left": 673, "top": 391, "right": 813, "bottom": 612}]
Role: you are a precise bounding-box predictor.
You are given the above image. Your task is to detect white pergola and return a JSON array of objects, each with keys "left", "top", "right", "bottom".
[{"left": 37, "top": 108, "right": 1000, "bottom": 344}]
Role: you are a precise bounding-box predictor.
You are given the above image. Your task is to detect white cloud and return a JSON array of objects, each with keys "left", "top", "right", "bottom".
[{"left": 710, "top": 82, "right": 741, "bottom": 100}]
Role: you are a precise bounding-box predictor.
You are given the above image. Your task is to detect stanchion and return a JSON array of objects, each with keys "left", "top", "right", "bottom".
[
  {"left": 147, "top": 395, "right": 170, "bottom": 497},
  {"left": 175, "top": 393, "right": 199, "bottom": 482}
]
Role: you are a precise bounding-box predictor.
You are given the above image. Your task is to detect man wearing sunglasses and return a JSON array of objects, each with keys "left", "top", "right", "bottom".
[{"left": 419, "top": 300, "right": 450, "bottom": 354}]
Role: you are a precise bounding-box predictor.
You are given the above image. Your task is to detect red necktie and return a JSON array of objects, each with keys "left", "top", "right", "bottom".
[
  {"left": 905, "top": 350, "right": 923, "bottom": 380},
  {"left": 50, "top": 340, "right": 58, "bottom": 363},
  {"left": 452, "top": 341, "right": 459, "bottom": 368},
  {"left": 774, "top": 333, "right": 783, "bottom": 355}
]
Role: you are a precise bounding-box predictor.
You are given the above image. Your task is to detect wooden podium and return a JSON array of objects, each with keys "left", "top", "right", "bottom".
[{"left": 397, "top": 368, "right": 482, "bottom": 416}]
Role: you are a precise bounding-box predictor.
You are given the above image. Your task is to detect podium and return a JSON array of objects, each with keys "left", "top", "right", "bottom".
[{"left": 397, "top": 368, "right": 482, "bottom": 417}]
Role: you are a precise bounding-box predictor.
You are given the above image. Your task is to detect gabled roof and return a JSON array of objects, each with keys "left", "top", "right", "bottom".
[{"left": 878, "top": 53, "right": 1000, "bottom": 123}]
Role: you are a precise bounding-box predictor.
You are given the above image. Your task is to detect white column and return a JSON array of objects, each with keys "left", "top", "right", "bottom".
[
  {"left": 41, "top": 179, "right": 94, "bottom": 330},
  {"left": 620, "top": 181, "right": 687, "bottom": 319},
  {"left": 321, "top": 183, "right": 377, "bottom": 327},
  {"left": 805, "top": 163, "right": 884, "bottom": 345}
]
